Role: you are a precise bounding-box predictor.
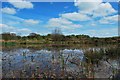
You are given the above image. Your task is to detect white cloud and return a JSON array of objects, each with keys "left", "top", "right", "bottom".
[
  {"left": 2, "top": 14, "right": 41, "bottom": 31},
  {"left": 0, "top": 24, "right": 15, "bottom": 32},
  {"left": 72, "top": 0, "right": 118, "bottom": 30},
  {"left": 61, "top": 12, "right": 91, "bottom": 21},
  {"left": 75, "top": 0, "right": 102, "bottom": 13},
  {"left": 99, "top": 15, "right": 118, "bottom": 24},
  {"left": 75, "top": 0, "right": 117, "bottom": 17},
  {"left": 92, "top": 2, "right": 117, "bottom": 17},
  {"left": 0, "top": 24, "right": 31, "bottom": 35},
  {"left": 64, "top": 6, "right": 69, "bottom": 9},
  {"left": 8, "top": 0, "right": 33, "bottom": 9},
  {"left": 24, "top": 19, "right": 40, "bottom": 25},
  {"left": 87, "top": 28, "right": 118, "bottom": 37},
  {"left": 47, "top": 18, "right": 82, "bottom": 30},
  {"left": 91, "top": 23, "right": 96, "bottom": 26},
  {"left": 77, "top": 28, "right": 118, "bottom": 37},
  {"left": 58, "top": 1, "right": 117, "bottom": 26},
  {"left": 17, "top": 28, "right": 31, "bottom": 33},
  {"left": 1, "top": 7, "right": 16, "bottom": 14},
  {"left": 46, "top": 1, "right": 117, "bottom": 33}
]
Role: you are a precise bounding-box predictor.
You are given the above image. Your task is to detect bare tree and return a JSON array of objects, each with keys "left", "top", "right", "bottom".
[{"left": 51, "top": 28, "right": 63, "bottom": 43}]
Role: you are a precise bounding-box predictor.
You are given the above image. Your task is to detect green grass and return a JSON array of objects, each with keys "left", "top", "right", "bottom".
[{"left": 2, "top": 42, "right": 17, "bottom": 46}]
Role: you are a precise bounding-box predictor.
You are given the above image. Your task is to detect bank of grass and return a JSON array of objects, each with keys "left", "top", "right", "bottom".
[
  {"left": 1, "top": 40, "right": 44, "bottom": 46},
  {"left": 1, "top": 40, "right": 118, "bottom": 46}
]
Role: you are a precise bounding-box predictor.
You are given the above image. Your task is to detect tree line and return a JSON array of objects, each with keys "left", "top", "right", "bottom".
[{"left": 0, "top": 28, "right": 120, "bottom": 44}]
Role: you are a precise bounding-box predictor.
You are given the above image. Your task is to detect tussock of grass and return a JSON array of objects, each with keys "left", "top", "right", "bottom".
[
  {"left": 84, "top": 49, "right": 104, "bottom": 64},
  {"left": 105, "top": 46, "right": 120, "bottom": 59},
  {"left": 84, "top": 46, "right": 119, "bottom": 64}
]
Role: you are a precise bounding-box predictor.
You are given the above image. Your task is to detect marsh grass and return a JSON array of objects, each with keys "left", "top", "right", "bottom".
[
  {"left": 82, "top": 46, "right": 120, "bottom": 79},
  {"left": 84, "top": 46, "right": 119, "bottom": 64},
  {"left": 84, "top": 49, "right": 104, "bottom": 65},
  {"left": 105, "top": 46, "right": 120, "bottom": 60}
]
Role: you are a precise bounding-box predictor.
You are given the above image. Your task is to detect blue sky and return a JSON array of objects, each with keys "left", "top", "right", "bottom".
[{"left": 0, "top": 0, "right": 119, "bottom": 37}]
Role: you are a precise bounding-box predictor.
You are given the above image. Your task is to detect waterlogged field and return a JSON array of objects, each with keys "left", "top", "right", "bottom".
[{"left": 1, "top": 45, "right": 120, "bottom": 79}]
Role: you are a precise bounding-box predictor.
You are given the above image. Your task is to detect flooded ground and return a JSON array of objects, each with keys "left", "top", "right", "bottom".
[{"left": 1, "top": 45, "right": 120, "bottom": 79}]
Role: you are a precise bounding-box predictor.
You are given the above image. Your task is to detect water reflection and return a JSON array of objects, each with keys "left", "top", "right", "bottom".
[{"left": 2, "top": 45, "right": 120, "bottom": 78}]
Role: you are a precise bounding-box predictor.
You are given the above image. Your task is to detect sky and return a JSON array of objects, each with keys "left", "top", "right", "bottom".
[{"left": 0, "top": 0, "right": 119, "bottom": 37}]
